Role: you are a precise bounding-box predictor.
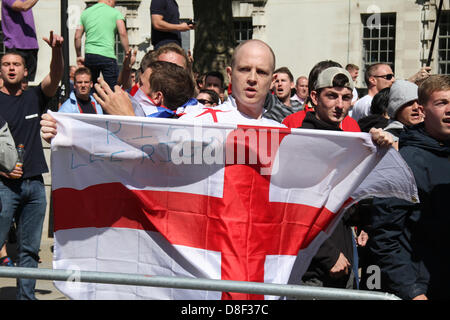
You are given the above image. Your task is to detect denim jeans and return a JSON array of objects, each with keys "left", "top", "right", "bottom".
[
  {"left": 84, "top": 53, "right": 119, "bottom": 90},
  {"left": 0, "top": 176, "right": 47, "bottom": 300}
]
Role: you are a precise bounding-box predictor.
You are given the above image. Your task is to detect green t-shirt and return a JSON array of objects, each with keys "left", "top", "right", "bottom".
[{"left": 80, "top": 3, "right": 124, "bottom": 59}]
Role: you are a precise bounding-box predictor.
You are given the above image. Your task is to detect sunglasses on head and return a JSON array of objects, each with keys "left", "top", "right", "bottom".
[{"left": 373, "top": 74, "right": 395, "bottom": 80}]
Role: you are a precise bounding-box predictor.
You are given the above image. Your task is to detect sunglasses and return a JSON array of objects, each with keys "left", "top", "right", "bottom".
[
  {"left": 198, "top": 99, "right": 213, "bottom": 105},
  {"left": 373, "top": 74, "right": 395, "bottom": 80}
]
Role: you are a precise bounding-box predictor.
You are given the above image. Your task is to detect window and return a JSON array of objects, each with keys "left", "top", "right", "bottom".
[
  {"left": 438, "top": 11, "right": 450, "bottom": 74},
  {"left": 179, "top": 19, "right": 191, "bottom": 53},
  {"left": 115, "top": 33, "right": 125, "bottom": 69},
  {"left": 361, "top": 13, "right": 396, "bottom": 73},
  {"left": 234, "top": 18, "right": 253, "bottom": 45}
]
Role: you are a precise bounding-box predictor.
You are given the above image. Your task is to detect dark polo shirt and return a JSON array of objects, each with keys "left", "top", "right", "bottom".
[{"left": 150, "top": 0, "right": 182, "bottom": 48}]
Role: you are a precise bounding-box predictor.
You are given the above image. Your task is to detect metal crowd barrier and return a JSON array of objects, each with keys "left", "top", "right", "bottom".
[{"left": 0, "top": 267, "right": 400, "bottom": 300}]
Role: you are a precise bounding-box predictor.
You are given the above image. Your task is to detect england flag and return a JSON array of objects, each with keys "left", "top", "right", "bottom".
[{"left": 50, "top": 112, "right": 417, "bottom": 300}]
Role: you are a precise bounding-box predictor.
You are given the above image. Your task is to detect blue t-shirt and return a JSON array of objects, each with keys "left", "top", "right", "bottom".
[
  {"left": 0, "top": 85, "right": 50, "bottom": 179},
  {"left": 150, "top": 0, "right": 181, "bottom": 48}
]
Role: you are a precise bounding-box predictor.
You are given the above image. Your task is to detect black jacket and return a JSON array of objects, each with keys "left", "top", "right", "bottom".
[
  {"left": 368, "top": 124, "right": 450, "bottom": 299},
  {"left": 357, "top": 114, "right": 389, "bottom": 133},
  {"left": 300, "top": 112, "right": 356, "bottom": 288}
]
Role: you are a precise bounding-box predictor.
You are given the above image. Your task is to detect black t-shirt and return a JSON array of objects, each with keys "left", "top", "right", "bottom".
[
  {"left": 150, "top": 0, "right": 182, "bottom": 48},
  {"left": 0, "top": 85, "right": 50, "bottom": 179},
  {"left": 0, "top": 115, "right": 5, "bottom": 128},
  {"left": 76, "top": 96, "right": 97, "bottom": 114}
]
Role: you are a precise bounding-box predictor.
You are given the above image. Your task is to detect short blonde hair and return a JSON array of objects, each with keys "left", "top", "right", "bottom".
[{"left": 418, "top": 74, "right": 450, "bottom": 106}]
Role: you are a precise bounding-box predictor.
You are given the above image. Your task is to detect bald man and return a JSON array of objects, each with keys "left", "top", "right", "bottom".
[
  {"left": 179, "top": 39, "right": 282, "bottom": 126},
  {"left": 292, "top": 76, "right": 309, "bottom": 105}
]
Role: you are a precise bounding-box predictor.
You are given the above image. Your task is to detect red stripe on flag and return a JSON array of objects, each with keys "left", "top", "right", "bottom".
[
  {"left": 53, "top": 182, "right": 340, "bottom": 299},
  {"left": 53, "top": 184, "right": 337, "bottom": 253},
  {"left": 53, "top": 125, "right": 350, "bottom": 300}
]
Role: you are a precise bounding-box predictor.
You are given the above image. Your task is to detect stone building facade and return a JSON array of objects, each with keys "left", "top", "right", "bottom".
[{"left": 2, "top": 1, "right": 449, "bottom": 85}]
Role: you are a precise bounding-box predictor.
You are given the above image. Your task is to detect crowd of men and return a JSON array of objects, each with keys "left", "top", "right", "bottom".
[
  {"left": 0, "top": 0, "right": 449, "bottom": 301},
  {"left": 41, "top": 38, "right": 450, "bottom": 301}
]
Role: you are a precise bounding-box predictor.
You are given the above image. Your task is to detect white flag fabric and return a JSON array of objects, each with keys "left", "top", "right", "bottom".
[{"left": 50, "top": 112, "right": 418, "bottom": 300}]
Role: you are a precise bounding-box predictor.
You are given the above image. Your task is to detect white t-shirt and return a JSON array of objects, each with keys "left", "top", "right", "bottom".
[
  {"left": 178, "top": 96, "right": 286, "bottom": 127},
  {"left": 351, "top": 87, "right": 359, "bottom": 103},
  {"left": 349, "top": 94, "right": 373, "bottom": 121}
]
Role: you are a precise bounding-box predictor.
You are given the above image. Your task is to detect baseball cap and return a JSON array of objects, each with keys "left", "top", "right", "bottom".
[{"left": 314, "top": 67, "right": 355, "bottom": 91}]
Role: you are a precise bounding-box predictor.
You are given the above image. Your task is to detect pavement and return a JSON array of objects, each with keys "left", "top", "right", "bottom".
[{"left": 0, "top": 236, "right": 69, "bottom": 300}]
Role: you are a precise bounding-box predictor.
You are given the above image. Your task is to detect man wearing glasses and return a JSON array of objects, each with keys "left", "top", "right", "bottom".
[
  {"left": 350, "top": 63, "right": 395, "bottom": 121},
  {"left": 196, "top": 89, "right": 219, "bottom": 107}
]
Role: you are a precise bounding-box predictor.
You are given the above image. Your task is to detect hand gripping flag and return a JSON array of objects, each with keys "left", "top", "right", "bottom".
[{"left": 50, "top": 112, "right": 418, "bottom": 300}]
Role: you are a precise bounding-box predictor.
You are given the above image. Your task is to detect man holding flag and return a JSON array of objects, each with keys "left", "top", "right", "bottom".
[
  {"left": 179, "top": 39, "right": 393, "bottom": 149},
  {"left": 40, "top": 40, "right": 416, "bottom": 300},
  {"left": 179, "top": 39, "right": 283, "bottom": 126},
  {"left": 297, "top": 66, "right": 389, "bottom": 289}
]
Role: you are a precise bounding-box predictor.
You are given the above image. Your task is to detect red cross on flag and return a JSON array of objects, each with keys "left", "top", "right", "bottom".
[{"left": 50, "top": 112, "right": 418, "bottom": 300}]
